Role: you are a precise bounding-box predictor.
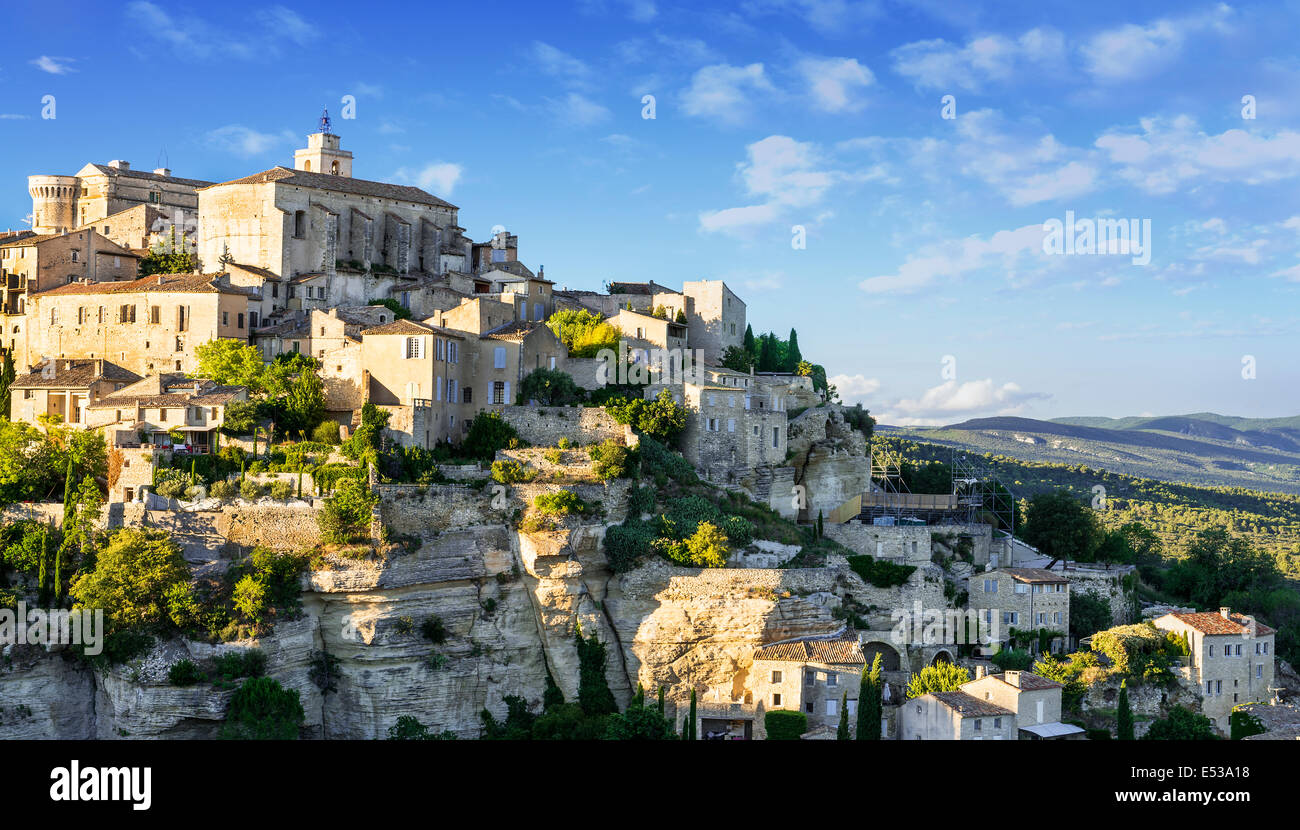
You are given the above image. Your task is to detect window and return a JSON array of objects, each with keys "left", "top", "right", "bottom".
[
  {"left": 805, "top": 669, "right": 815, "bottom": 685},
  {"left": 70, "top": 249, "right": 79, "bottom": 262},
  {"left": 727, "top": 419, "right": 735, "bottom": 433},
  {"left": 973, "top": 719, "right": 982, "bottom": 731},
  {"left": 493, "top": 346, "right": 506, "bottom": 369},
  {"left": 771, "top": 670, "right": 782, "bottom": 683},
  {"left": 1209, "top": 645, "right": 1215, "bottom": 657},
  {"left": 1014, "top": 583, "right": 1028, "bottom": 594},
  {"left": 464, "top": 387, "right": 472, "bottom": 403},
  {"left": 175, "top": 337, "right": 183, "bottom": 352},
  {"left": 1054, "top": 612, "right": 1061, "bottom": 625},
  {"left": 294, "top": 211, "right": 306, "bottom": 238},
  {"left": 437, "top": 339, "right": 445, "bottom": 361},
  {"left": 448, "top": 380, "right": 457, "bottom": 401},
  {"left": 772, "top": 693, "right": 782, "bottom": 707},
  {"left": 772, "top": 426, "right": 779, "bottom": 448},
  {"left": 222, "top": 311, "right": 229, "bottom": 326},
  {"left": 984, "top": 579, "right": 997, "bottom": 593},
  {"left": 826, "top": 699, "right": 837, "bottom": 717},
  {"left": 492, "top": 381, "right": 506, "bottom": 405},
  {"left": 159, "top": 408, "right": 167, "bottom": 422},
  {"left": 1003, "top": 612, "right": 1018, "bottom": 625},
  {"left": 826, "top": 673, "right": 838, "bottom": 687},
  {"left": 805, "top": 701, "right": 814, "bottom": 713},
  {"left": 1216, "top": 680, "right": 1222, "bottom": 695},
  {"left": 405, "top": 337, "right": 424, "bottom": 359},
  {"left": 993, "top": 718, "right": 1002, "bottom": 728},
  {"left": 449, "top": 342, "right": 458, "bottom": 363},
  {"left": 1258, "top": 665, "right": 1263, "bottom": 679}
]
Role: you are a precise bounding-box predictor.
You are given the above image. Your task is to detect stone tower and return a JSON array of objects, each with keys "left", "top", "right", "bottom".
[
  {"left": 293, "top": 109, "right": 352, "bottom": 177},
  {"left": 28, "top": 174, "right": 81, "bottom": 234}
]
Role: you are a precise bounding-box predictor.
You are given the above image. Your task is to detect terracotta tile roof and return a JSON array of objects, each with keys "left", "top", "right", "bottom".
[
  {"left": 90, "top": 374, "right": 244, "bottom": 409},
  {"left": 1165, "top": 611, "right": 1276, "bottom": 637},
  {"left": 11, "top": 359, "right": 140, "bottom": 389},
  {"left": 0, "top": 233, "right": 61, "bottom": 248},
  {"left": 753, "top": 638, "right": 865, "bottom": 664},
  {"left": 480, "top": 320, "right": 546, "bottom": 342},
  {"left": 999, "top": 567, "right": 1068, "bottom": 584},
  {"left": 361, "top": 318, "right": 466, "bottom": 338},
  {"left": 930, "top": 691, "right": 1015, "bottom": 718},
  {"left": 30, "top": 272, "right": 254, "bottom": 297},
  {"left": 201, "top": 166, "right": 457, "bottom": 209}
]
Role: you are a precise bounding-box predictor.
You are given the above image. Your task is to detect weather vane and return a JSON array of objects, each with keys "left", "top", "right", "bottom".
[{"left": 319, "top": 107, "right": 331, "bottom": 134}]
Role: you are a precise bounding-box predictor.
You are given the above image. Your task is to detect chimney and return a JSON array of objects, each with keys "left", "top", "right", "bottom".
[
  {"left": 157, "top": 275, "right": 165, "bottom": 285},
  {"left": 153, "top": 167, "right": 171, "bottom": 177},
  {"left": 1004, "top": 670, "right": 1022, "bottom": 688},
  {"left": 108, "top": 160, "right": 130, "bottom": 170},
  {"left": 1220, "top": 606, "right": 1231, "bottom": 620},
  {"left": 974, "top": 665, "right": 987, "bottom": 680}
]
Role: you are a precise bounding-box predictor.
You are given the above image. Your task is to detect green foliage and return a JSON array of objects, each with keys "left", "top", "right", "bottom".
[
  {"left": 281, "top": 366, "right": 326, "bottom": 438},
  {"left": 1142, "top": 706, "right": 1219, "bottom": 741},
  {"left": 636, "top": 435, "right": 696, "bottom": 483},
  {"left": 905, "top": 663, "right": 972, "bottom": 699},
  {"left": 69, "top": 528, "right": 189, "bottom": 633},
  {"left": 137, "top": 238, "right": 198, "bottom": 277},
  {"left": 219, "top": 677, "right": 305, "bottom": 740},
  {"left": 606, "top": 389, "right": 687, "bottom": 445},
  {"left": 367, "top": 298, "right": 411, "bottom": 320},
  {"left": 312, "top": 420, "right": 341, "bottom": 445},
  {"left": 764, "top": 709, "right": 807, "bottom": 740},
  {"left": 1021, "top": 490, "right": 1102, "bottom": 564},
  {"left": 342, "top": 402, "right": 390, "bottom": 464},
  {"left": 858, "top": 653, "right": 883, "bottom": 741},
  {"left": 1117, "top": 680, "right": 1135, "bottom": 740},
  {"left": 679, "top": 521, "right": 730, "bottom": 568},
  {"left": 588, "top": 439, "right": 630, "bottom": 480},
  {"left": 0, "top": 351, "right": 14, "bottom": 419},
  {"left": 519, "top": 369, "right": 581, "bottom": 406},
  {"left": 837, "top": 691, "right": 850, "bottom": 740},
  {"left": 388, "top": 715, "right": 455, "bottom": 740},
  {"left": 192, "top": 339, "right": 268, "bottom": 394},
  {"left": 213, "top": 649, "right": 267, "bottom": 681},
  {"left": 421, "top": 615, "right": 448, "bottom": 644},
  {"left": 462, "top": 411, "right": 520, "bottom": 462},
  {"left": 232, "top": 574, "right": 267, "bottom": 622},
  {"left": 1088, "top": 622, "right": 1186, "bottom": 685},
  {"left": 576, "top": 628, "right": 618, "bottom": 716},
  {"left": 1070, "top": 592, "right": 1114, "bottom": 641},
  {"left": 318, "top": 478, "right": 377, "bottom": 544},
  {"left": 491, "top": 459, "right": 535, "bottom": 485},
  {"left": 627, "top": 485, "right": 655, "bottom": 515},
  {"left": 270, "top": 480, "right": 294, "bottom": 500},
  {"left": 604, "top": 520, "right": 657, "bottom": 573},
  {"left": 846, "top": 555, "right": 916, "bottom": 588},
  {"left": 720, "top": 345, "right": 754, "bottom": 373},
  {"left": 1229, "top": 708, "right": 1266, "bottom": 740},
  {"left": 533, "top": 490, "right": 586, "bottom": 517},
  {"left": 167, "top": 659, "right": 206, "bottom": 686},
  {"left": 0, "top": 420, "right": 107, "bottom": 507},
  {"left": 547, "top": 308, "right": 621, "bottom": 357},
  {"left": 604, "top": 704, "right": 676, "bottom": 740},
  {"left": 991, "top": 648, "right": 1034, "bottom": 671}
]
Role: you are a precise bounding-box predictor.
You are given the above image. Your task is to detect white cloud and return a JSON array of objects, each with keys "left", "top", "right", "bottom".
[
  {"left": 531, "top": 41, "right": 592, "bottom": 84},
  {"left": 31, "top": 56, "right": 75, "bottom": 75},
  {"left": 858, "top": 223, "right": 1047, "bottom": 295},
  {"left": 878, "top": 378, "right": 1048, "bottom": 425},
  {"left": 699, "top": 135, "right": 834, "bottom": 234},
  {"left": 1096, "top": 116, "right": 1300, "bottom": 193},
  {"left": 680, "top": 63, "right": 775, "bottom": 125},
  {"left": 207, "top": 125, "right": 296, "bottom": 157},
  {"left": 828, "top": 373, "right": 880, "bottom": 405},
  {"left": 797, "top": 56, "right": 874, "bottom": 112},
  {"left": 393, "top": 162, "right": 463, "bottom": 196},
  {"left": 745, "top": 0, "right": 883, "bottom": 36},
  {"left": 891, "top": 27, "right": 1065, "bottom": 91},
  {"left": 126, "top": 1, "right": 318, "bottom": 60},
  {"left": 1079, "top": 6, "right": 1233, "bottom": 82},
  {"left": 544, "top": 92, "right": 611, "bottom": 126}
]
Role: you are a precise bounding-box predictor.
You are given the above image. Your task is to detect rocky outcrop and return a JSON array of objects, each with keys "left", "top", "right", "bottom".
[{"left": 783, "top": 406, "right": 872, "bottom": 519}]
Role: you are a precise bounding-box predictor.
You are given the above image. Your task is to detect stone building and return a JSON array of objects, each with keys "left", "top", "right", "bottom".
[
  {"left": 678, "top": 374, "right": 790, "bottom": 484},
  {"left": 1152, "top": 608, "right": 1276, "bottom": 733},
  {"left": 970, "top": 567, "right": 1070, "bottom": 655},
  {"left": 614, "top": 307, "right": 688, "bottom": 359},
  {"left": 87, "top": 374, "right": 247, "bottom": 457},
  {"left": 680, "top": 279, "right": 744, "bottom": 364},
  {"left": 747, "top": 638, "right": 865, "bottom": 739},
  {"left": 23, "top": 272, "right": 258, "bottom": 377},
  {"left": 961, "top": 669, "right": 1083, "bottom": 739},
  {"left": 0, "top": 230, "right": 141, "bottom": 359},
  {"left": 29, "top": 160, "right": 211, "bottom": 236},
  {"left": 8, "top": 358, "right": 141, "bottom": 428},
  {"left": 898, "top": 690, "right": 1017, "bottom": 740},
  {"left": 359, "top": 317, "right": 468, "bottom": 447}
]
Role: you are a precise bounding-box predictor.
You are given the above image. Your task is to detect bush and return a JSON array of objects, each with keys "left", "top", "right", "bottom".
[
  {"left": 318, "top": 478, "right": 377, "bottom": 544},
  {"left": 214, "top": 649, "right": 267, "bottom": 681},
  {"left": 491, "top": 460, "right": 535, "bottom": 485},
  {"left": 533, "top": 490, "right": 585, "bottom": 517},
  {"left": 168, "top": 659, "right": 206, "bottom": 686},
  {"left": 991, "top": 648, "right": 1034, "bottom": 671},
  {"left": 270, "top": 480, "right": 294, "bottom": 500},
  {"left": 605, "top": 521, "right": 657, "bottom": 573},
  {"left": 69, "top": 528, "right": 189, "bottom": 633},
  {"left": 154, "top": 478, "right": 188, "bottom": 499},
  {"left": 387, "top": 715, "right": 455, "bottom": 740},
  {"left": 846, "top": 555, "right": 916, "bottom": 588},
  {"left": 421, "top": 615, "right": 448, "bottom": 644},
  {"left": 764, "top": 710, "right": 807, "bottom": 740},
  {"left": 462, "top": 412, "right": 520, "bottom": 462},
  {"left": 312, "top": 420, "right": 341, "bottom": 445},
  {"left": 210, "top": 479, "right": 239, "bottom": 501},
  {"left": 233, "top": 574, "right": 267, "bottom": 622},
  {"left": 219, "top": 677, "right": 305, "bottom": 740},
  {"left": 519, "top": 369, "right": 582, "bottom": 406},
  {"left": 681, "top": 521, "right": 729, "bottom": 568},
  {"left": 588, "top": 439, "right": 630, "bottom": 481},
  {"left": 239, "top": 479, "right": 264, "bottom": 501},
  {"left": 636, "top": 435, "right": 695, "bottom": 483},
  {"left": 627, "top": 485, "right": 655, "bottom": 515},
  {"left": 905, "top": 663, "right": 972, "bottom": 699}
]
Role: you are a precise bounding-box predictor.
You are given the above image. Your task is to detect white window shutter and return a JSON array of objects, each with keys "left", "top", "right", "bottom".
[{"left": 504, "top": 381, "right": 511, "bottom": 404}]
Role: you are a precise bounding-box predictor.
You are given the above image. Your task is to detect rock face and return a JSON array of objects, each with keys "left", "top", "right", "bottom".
[{"left": 784, "top": 406, "right": 872, "bottom": 520}]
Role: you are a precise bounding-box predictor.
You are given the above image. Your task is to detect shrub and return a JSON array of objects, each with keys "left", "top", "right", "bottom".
[
  {"left": 721, "top": 515, "right": 755, "bottom": 547},
  {"left": 905, "top": 663, "right": 972, "bottom": 699},
  {"left": 167, "top": 658, "right": 206, "bottom": 686},
  {"left": 318, "top": 478, "right": 377, "bottom": 544},
  {"left": 557, "top": 437, "right": 573, "bottom": 450},
  {"left": 588, "top": 439, "right": 630, "bottom": 481},
  {"left": 421, "top": 615, "right": 448, "bottom": 644},
  {"left": 239, "top": 479, "right": 264, "bottom": 501},
  {"left": 491, "top": 460, "right": 535, "bottom": 485},
  {"left": 533, "top": 490, "right": 585, "bottom": 517},
  {"left": 603, "top": 705, "right": 676, "bottom": 740},
  {"left": 388, "top": 715, "right": 455, "bottom": 740},
  {"left": 846, "top": 555, "right": 916, "bottom": 588},
  {"left": 219, "top": 677, "right": 305, "bottom": 740},
  {"left": 991, "top": 648, "right": 1034, "bottom": 671},
  {"left": 682, "top": 521, "right": 730, "bottom": 568},
  {"left": 69, "top": 528, "right": 189, "bottom": 633},
  {"left": 627, "top": 485, "right": 655, "bottom": 515},
  {"left": 764, "top": 710, "right": 807, "bottom": 740},
  {"left": 312, "top": 420, "right": 341, "bottom": 445},
  {"left": 605, "top": 521, "right": 657, "bottom": 573},
  {"left": 270, "top": 480, "right": 294, "bottom": 500},
  {"left": 154, "top": 478, "right": 188, "bottom": 499},
  {"left": 210, "top": 479, "right": 239, "bottom": 501},
  {"left": 636, "top": 435, "right": 695, "bottom": 483},
  {"left": 1230, "top": 708, "right": 1266, "bottom": 740},
  {"left": 519, "top": 369, "right": 582, "bottom": 406},
  {"left": 1142, "top": 706, "right": 1219, "bottom": 740},
  {"left": 233, "top": 574, "right": 267, "bottom": 622},
  {"left": 462, "top": 412, "right": 519, "bottom": 462},
  {"left": 214, "top": 649, "right": 266, "bottom": 681}
]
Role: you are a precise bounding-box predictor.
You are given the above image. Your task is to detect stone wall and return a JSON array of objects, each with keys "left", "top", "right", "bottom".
[
  {"left": 498, "top": 405, "right": 628, "bottom": 447},
  {"left": 1061, "top": 564, "right": 1138, "bottom": 626}
]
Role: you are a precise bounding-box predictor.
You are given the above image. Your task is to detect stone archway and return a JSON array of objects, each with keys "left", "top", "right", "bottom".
[
  {"left": 930, "top": 649, "right": 954, "bottom": 666},
  {"left": 861, "top": 640, "right": 903, "bottom": 672}
]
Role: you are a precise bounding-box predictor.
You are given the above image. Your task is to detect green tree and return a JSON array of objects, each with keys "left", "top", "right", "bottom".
[
  {"left": 836, "top": 691, "right": 850, "bottom": 739},
  {"left": 720, "top": 345, "right": 754, "bottom": 373},
  {"left": 0, "top": 351, "right": 14, "bottom": 419},
  {"left": 233, "top": 574, "right": 268, "bottom": 623},
  {"left": 764, "top": 709, "right": 806, "bottom": 740},
  {"left": 342, "top": 402, "right": 390, "bottom": 464},
  {"left": 547, "top": 309, "right": 621, "bottom": 358},
  {"left": 519, "top": 369, "right": 581, "bottom": 406},
  {"left": 576, "top": 628, "right": 618, "bottom": 716},
  {"left": 686, "top": 688, "right": 697, "bottom": 740},
  {"left": 905, "top": 662, "right": 972, "bottom": 699},
  {"left": 193, "top": 339, "right": 268, "bottom": 393},
  {"left": 69, "top": 528, "right": 190, "bottom": 633},
  {"left": 282, "top": 365, "right": 326, "bottom": 436},
  {"left": 1117, "top": 679, "right": 1134, "bottom": 740},
  {"left": 857, "top": 652, "right": 882, "bottom": 741},
  {"left": 219, "top": 677, "right": 305, "bottom": 740},
  {"left": 462, "top": 411, "right": 519, "bottom": 462},
  {"left": 742, "top": 324, "right": 757, "bottom": 361},
  {"left": 318, "top": 478, "right": 377, "bottom": 544},
  {"left": 1070, "top": 592, "right": 1113, "bottom": 641},
  {"left": 1021, "top": 490, "right": 1102, "bottom": 566},
  {"left": 137, "top": 231, "right": 198, "bottom": 277},
  {"left": 1142, "top": 706, "right": 1218, "bottom": 741},
  {"left": 784, "top": 328, "right": 802, "bottom": 372},
  {"left": 604, "top": 704, "right": 675, "bottom": 740},
  {"left": 367, "top": 298, "right": 411, "bottom": 320}
]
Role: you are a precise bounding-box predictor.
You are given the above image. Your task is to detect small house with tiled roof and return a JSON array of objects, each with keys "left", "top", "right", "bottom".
[
  {"left": 899, "top": 687, "right": 1017, "bottom": 741},
  {"left": 85, "top": 374, "right": 247, "bottom": 456},
  {"left": 1153, "top": 607, "right": 1276, "bottom": 732},
  {"left": 9, "top": 358, "right": 141, "bottom": 428},
  {"left": 746, "top": 637, "right": 867, "bottom": 739},
  {"left": 960, "top": 669, "right": 1084, "bottom": 740},
  {"left": 970, "top": 567, "right": 1070, "bottom": 656}
]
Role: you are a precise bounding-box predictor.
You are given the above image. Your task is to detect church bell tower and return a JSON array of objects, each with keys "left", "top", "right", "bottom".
[{"left": 294, "top": 108, "right": 353, "bottom": 177}]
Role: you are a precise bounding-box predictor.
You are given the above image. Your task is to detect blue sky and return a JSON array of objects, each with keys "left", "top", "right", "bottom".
[{"left": 3, "top": 0, "right": 1298, "bottom": 424}]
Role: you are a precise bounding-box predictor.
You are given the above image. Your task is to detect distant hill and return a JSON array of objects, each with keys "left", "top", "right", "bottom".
[{"left": 882, "top": 413, "right": 1300, "bottom": 495}]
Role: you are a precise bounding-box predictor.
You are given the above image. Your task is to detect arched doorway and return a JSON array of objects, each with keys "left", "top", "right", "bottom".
[
  {"left": 930, "top": 649, "right": 954, "bottom": 666},
  {"left": 861, "top": 641, "right": 903, "bottom": 671}
]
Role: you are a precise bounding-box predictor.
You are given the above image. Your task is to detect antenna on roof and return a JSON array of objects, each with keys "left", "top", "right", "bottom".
[
  {"left": 319, "top": 107, "right": 332, "bottom": 134},
  {"left": 157, "top": 147, "right": 169, "bottom": 170}
]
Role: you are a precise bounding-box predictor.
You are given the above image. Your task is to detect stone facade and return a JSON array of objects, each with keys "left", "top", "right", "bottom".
[
  {"left": 898, "top": 690, "right": 1017, "bottom": 740},
  {"left": 497, "top": 405, "right": 629, "bottom": 447},
  {"left": 681, "top": 279, "right": 745, "bottom": 364},
  {"left": 969, "top": 567, "right": 1070, "bottom": 654},
  {"left": 29, "top": 160, "right": 210, "bottom": 236}
]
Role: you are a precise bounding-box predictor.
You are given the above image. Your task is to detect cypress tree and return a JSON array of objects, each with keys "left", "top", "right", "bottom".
[
  {"left": 0, "top": 351, "right": 14, "bottom": 418},
  {"left": 817, "top": 510, "right": 824, "bottom": 538},
  {"left": 858, "top": 652, "right": 883, "bottom": 740},
  {"left": 62, "top": 454, "right": 76, "bottom": 525},
  {"left": 785, "top": 328, "right": 802, "bottom": 372},
  {"left": 657, "top": 686, "right": 665, "bottom": 715},
  {"left": 686, "top": 689, "right": 697, "bottom": 741},
  {"left": 837, "top": 691, "right": 850, "bottom": 739},
  {"left": 37, "top": 527, "right": 49, "bottom": 606},
  {"left": 634, "top": 682, "right": 645, "bottom": 707},
  {"left": 743, "top": 324, "right": 757, "bottom": 361},
  {"left": 575, "top": 628, "right": 617, "bottom": 716},
  {"left": 1117, "top": 679, "right": 1134, "bottom": 740}
]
